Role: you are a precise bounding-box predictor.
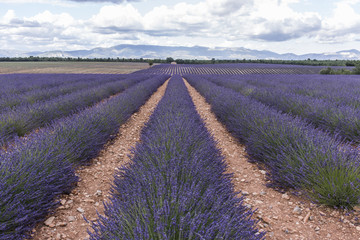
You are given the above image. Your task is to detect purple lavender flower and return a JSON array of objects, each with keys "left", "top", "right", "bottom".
[
  {"left": 90, "top": 75, "right": 263, "bottom": 240},
  {"left": 0, "top": 74, "right": 168, "bottom": 240}
]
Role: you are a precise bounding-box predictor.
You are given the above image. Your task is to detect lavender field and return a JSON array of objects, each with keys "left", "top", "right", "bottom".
[
  {"left": 137, "top": 63, "right": 324, "bottom": 75},
  {"left": 1, "top": 63, "right": 360, "bottom": 239}
]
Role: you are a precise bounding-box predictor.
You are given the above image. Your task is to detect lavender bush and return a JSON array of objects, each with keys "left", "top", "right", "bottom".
[
  {"left": 0, "top": 74, "right": 168, "bottom": 240},
  {"left": 185, "top": 75, "right": 360, "bottom": 208},
  {"left": 0, "top": 73, "right": 91, "bottom": 96},
  {"left": 204, "top": 74, "right": 360, "bottom": 143},
  {"left": 0, "top": 74, "right": 150, "bottom": 145},
  {"left": 90, "top": 75, "right": 263, "bottom": 240},
  {"left": 0, "top": 74, "right": 130, "bottom": 113}
]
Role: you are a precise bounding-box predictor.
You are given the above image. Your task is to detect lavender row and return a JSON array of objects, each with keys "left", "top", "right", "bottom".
[
  {"left": 137, "top": 63, "right": 322, "bottom": 75},
  {"left": 217, "top": 74, "right": 360, "bottom": 108},
  {"left": 203, "top": 74, "right": 360, "bottom": 143},
  {"left": 0, "top": 74, "right": 169, "bottom": 240},
  {"left": 185, "top": 75, "right": 360, "bottom": 208},
  {"left": 90, "top": 75, "right": 263, "bottom": 240},
  {"left": 0, "top": 74, "right": 150, "bottom": 145},
  {"left": 0, "top": 74, "right": 129, "bottom": 113},
  {"left": 0, "top": 74, "right": 97, "bottom": 96}
]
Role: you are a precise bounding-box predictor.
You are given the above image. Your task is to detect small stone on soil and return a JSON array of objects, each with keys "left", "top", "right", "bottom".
[
  {"left": 56, "top": 222, "right": 67, "bottom": 227},
  {"left": 293, "top": 206, "right": 302, "bottom": 214},
  {"left": 77, "top": 207, "right": 85, "bottom": 213},
  {"left": 262, "top": 216, "right": 272, "bottom": 224},
  {"left": 283, "top": 227, "right": 295, "bottom": 234},
  {"left": 259, "top": 191, "right": 266, "bottom": 195},
  {"left": 319, "top": 211, "right": 326, "bottom": 216},
  {"left": 44, "top": 217, "right": 55, "bottom": 227},
  {"left": 282, "top": 194, "right": 290, "bottom": 200},
  {"left": 56, "top": 233, "right": 61, "bottom": 240}
]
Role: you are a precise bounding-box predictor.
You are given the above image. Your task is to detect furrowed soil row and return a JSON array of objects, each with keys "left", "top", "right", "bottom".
[
  {"left": 31, "top": 80, "right": 169, "bottom": 240},
  {"left": 0, "top": 62, "right": 149, "bottom": 74},
  {"left": 184, "top": 79, "right": 360, "bottom": 240}
]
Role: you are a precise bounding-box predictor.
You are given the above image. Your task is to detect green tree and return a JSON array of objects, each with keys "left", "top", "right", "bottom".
[
  {"left": 353, "top": 65, "right": 360, "bottom": 74},
  {"left": 166, "top": 57, "right": 174, "bottom": 63},
  {"left": 320, "top": 67, "right": 333, "bottom": 74}
]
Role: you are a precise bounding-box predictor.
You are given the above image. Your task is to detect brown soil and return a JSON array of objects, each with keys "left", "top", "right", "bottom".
[
  {"left": 29, "top": 76, "right": 360, "bottom": 240},
  {"left": 0, "top": 62, "right": 149, "bottom": 74},
  {"left": 184, "top": 79, "right": 360, "bottom": 240},
  {"left": 31, "top": 80, "right": 169, "bottom": 240}
]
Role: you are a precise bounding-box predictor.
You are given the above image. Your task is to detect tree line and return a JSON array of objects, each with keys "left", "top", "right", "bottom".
[
  {"left": 0, "top": 56, "right": 359, "bottom": 67},
  {"left": 320, "top": 65, "right": 360, "bottom": 75}
]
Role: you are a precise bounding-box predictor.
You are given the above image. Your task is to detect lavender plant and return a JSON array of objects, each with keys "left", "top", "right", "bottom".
[
  {"left": 0, "top": 74, "right": 129, "bottom": 113},
  {"left": 205, "top": 74, "right": 360, "bottom": 143},
  {"left": 0, "top": 74, "right": 168, "bottom": 240},
  {"left": 185, "top": 75, "right": 360, "bottom": 208},
  {"left": 0, "top": 73, "right": 90, "bottom": 96},
  {"left": 0, "top": 74, "right": 150, "bottom": 145},
  {"left": 90, "top": 75, "right": 263, "bottom": 240},
  {"left": 136, "top": 63, "right": 323, "bottom": 75}
]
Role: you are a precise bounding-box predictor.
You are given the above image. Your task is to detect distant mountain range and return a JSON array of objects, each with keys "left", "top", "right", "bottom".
[{"left": 1, "top": 44, "right": 360, "bottom": 60}]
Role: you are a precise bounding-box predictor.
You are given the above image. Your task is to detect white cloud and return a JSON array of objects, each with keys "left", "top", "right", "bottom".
[
  {"left": 229, "top": 0, "right": 321, "bottom": 41},
  {"left": 0, "top": 0, "right": 359, "bottom": 53},
  {"left": 26, "top": 11, "right": 75, "bottom": 27},
  {"left": 0, "top": 0, "right": 50, "bottom": 2},
  {"left": 328, "top": 1, "right": 360, "bottom": 28},
  {"left": 206, "top": 0, "right": 251, "bottom": 16},
  {"left": 143, "top": 2, "right": 209, "bottom": 31},
  {"left": 0, "top": 0, "right": 75, "bottom": 6},
  {"left": 142, "top": 0, "right": 322, "bottom": 42},
  {"left": 0, "top": 9, "right": 87, "bottom": 51},
  {"left": 67, "top": 0, "right": 138, "bottom": 2},
  {"left": 315, "top": 0, "right": 360, "bottom": 43},
  {"left": 2, "top": 10, "right": 16, "bottom": 23},
  {"left": 90, "top": 4, "right": 142, "bottom": 29}
]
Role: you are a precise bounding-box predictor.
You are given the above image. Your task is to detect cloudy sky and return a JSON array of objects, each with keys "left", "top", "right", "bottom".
[{"left": 0, "top": 0, "right": 360, "bottom": 54}]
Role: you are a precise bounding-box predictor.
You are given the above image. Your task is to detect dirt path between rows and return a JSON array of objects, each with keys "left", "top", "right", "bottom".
[
  {"left": 184, "top": 79, "right": 360, "bottom": 240},
  {"left": 31, "top": 80, "right": 169, "bottom": 240}
]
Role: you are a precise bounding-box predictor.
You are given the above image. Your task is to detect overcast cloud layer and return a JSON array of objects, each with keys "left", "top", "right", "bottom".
[
  {"left": 67, "top": 0, "right": 138, "bottom": 2},
  {"left": 0, "top": 0, "right": 360, "bottom": 54}
]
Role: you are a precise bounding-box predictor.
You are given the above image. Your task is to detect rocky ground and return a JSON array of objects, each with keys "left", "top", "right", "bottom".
[
  {"left": 0, "top": 62, "right": 149, "bottom": 74},
  {"left": 31, "top": 78, "right": 360, "bottom": 240},
  {"left": 184, "top": 79, "right": 360, "bottom": 240},
  {"left": 31, "top": 80, "right": 169, "bottom": 240}
]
